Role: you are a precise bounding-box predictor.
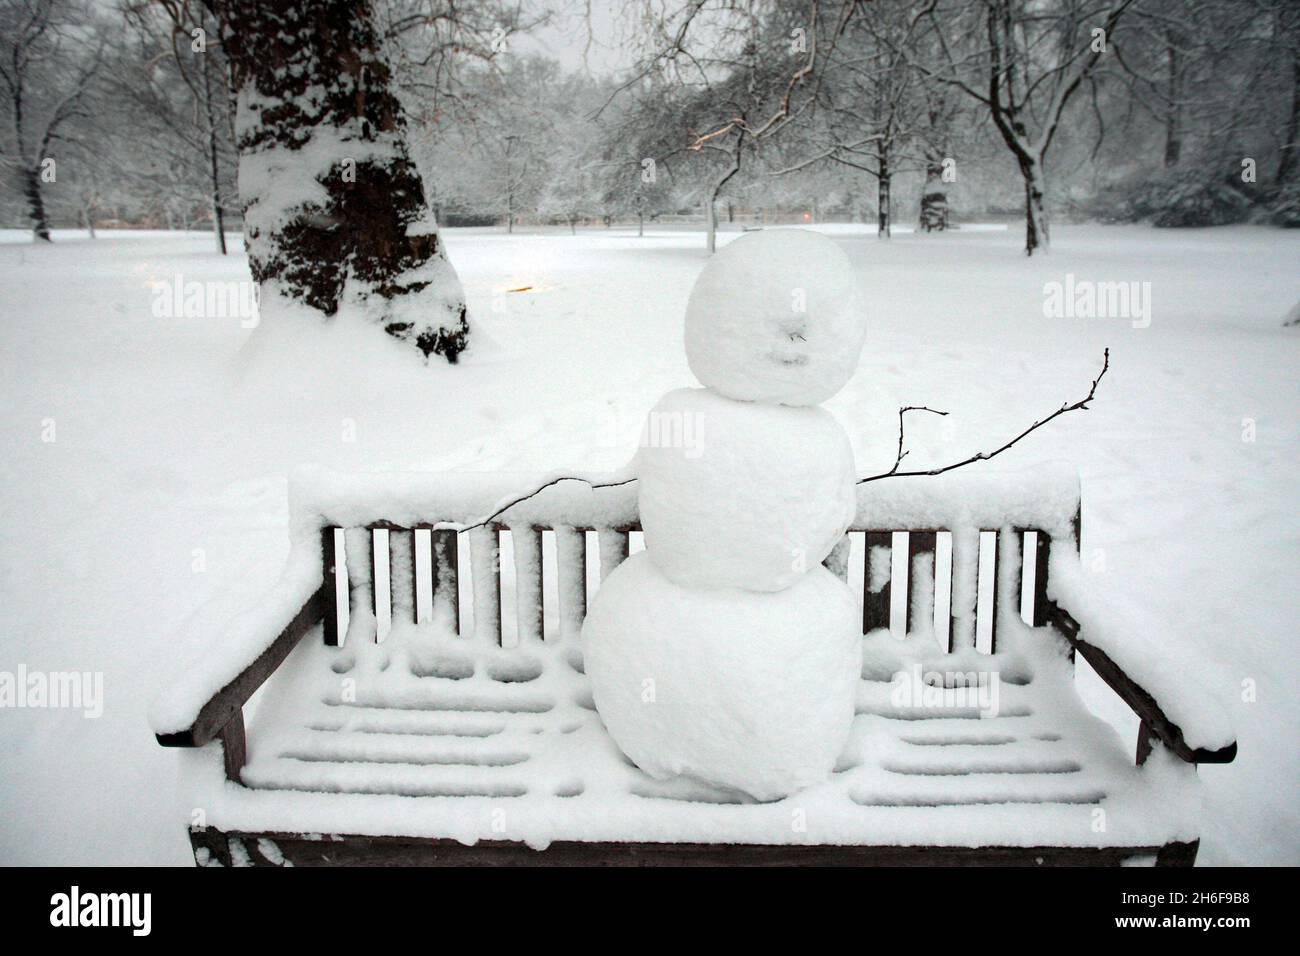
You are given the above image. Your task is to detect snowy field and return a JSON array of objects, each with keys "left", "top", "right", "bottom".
[{"left": 0, "top": 224, "right": 1296, "bottom": 865}]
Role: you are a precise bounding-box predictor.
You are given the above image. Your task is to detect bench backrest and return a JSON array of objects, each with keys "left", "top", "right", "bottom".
[{"left": 292, "top": 465, "right": 1081, "bottom": 655}]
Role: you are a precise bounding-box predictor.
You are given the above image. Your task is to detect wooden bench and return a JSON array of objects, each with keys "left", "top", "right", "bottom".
[{"left": 152, "top": 465, "right": 1236, "bottom": 866}]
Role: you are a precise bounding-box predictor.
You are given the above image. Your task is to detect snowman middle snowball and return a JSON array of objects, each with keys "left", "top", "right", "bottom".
[{"left": 636, "top": 386, "right": 857, "bottom": 592}]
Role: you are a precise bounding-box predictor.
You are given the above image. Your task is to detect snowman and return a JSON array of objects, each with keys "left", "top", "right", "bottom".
[{"left": 581, "top": 229, "right": 868, "bottom": 802}]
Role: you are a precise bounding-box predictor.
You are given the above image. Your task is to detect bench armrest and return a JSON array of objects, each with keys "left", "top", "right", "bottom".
[
  {"left": 154, "top": 588, "right": 324, "bottom": 748},
  {"left": 1046, "top": 555, "right": 1236, "bottom": 764},
  {"left": 150, "top": 548, "right": 325, "bottom": 746}
]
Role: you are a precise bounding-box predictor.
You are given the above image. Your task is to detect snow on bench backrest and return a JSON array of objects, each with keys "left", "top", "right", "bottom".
[
  {"left": 290, "top": 463, "right": 1080, "bottom": 652},
  {"left": 288, "top": 464, "right": 1079, "bottom": 537}
]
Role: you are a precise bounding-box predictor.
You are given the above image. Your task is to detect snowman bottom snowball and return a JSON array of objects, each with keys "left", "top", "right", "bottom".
[{"left": 581, "top": 552, "right": 862, "bottom": 802}]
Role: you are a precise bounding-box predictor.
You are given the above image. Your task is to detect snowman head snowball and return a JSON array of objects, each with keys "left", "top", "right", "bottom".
[{"left": 684, "top": 228, "right": 867, "bottom": 406}]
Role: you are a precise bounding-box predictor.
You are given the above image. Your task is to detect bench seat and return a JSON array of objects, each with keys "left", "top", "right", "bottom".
[{"left": 179, "top": 619, "right": 1200, "bottom": 866}]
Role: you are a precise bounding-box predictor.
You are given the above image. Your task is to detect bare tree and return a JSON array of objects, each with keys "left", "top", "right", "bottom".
[
  {"left": 910, "top": 0, "right": 1135, "bottom": 254},
  {"left": 0, "top": 0, "right": 103, "bottom": 241},
  {"left": 110, "top": 1, "right": 239, "bottom": 252},
  {"left": 772, "top": 0, "right": 931, "bottom": 240},
  {"left": 607, "top": 0, "right": 854, "bottom": 251}
]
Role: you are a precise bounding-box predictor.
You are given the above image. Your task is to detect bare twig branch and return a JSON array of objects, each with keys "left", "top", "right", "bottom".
[
  {"left": 880, "top": 405, "right": 950, "bottom": 477},
  {"left": 858, "top": 348, "right": 1110, "bottom": 484},
  {"left": 458, "top": 475, "right": 638, "bottom": 532}
]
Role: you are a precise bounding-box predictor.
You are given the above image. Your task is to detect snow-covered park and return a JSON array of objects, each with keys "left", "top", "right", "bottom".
[
  {"left": 4, "top": 0, "right": 1300, "bottom": 881},
  {"left": 1, "top": 223, "right": 1296, "bottom": 865}
]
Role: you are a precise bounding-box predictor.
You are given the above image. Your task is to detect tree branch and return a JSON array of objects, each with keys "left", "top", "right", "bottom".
[
  {"left": 858, "top": 348, "right": 1110, "bottom": 484},
  {"left": 880, "top": 405, "right": 950, "bottom": 477},
  {"left": 457, "top": 475, "right": 638, "bottom": 533}
]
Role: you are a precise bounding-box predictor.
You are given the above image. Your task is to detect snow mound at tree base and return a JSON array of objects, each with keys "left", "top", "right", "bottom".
[{"left": 581, "top": 552, "right": 862, "bottom": 801}]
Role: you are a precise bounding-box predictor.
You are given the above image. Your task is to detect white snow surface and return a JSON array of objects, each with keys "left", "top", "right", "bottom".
[
  {"left": 582, "top": 553, "right": 861, "bottom": 800},
  {"left": 685, "top": 229, "right": 868, "bottom": 405},
  {"left": 1, "top": 224, "right": 1296, "bottom": 864},
  {"left": 636, "top": 387, "right": 856, "bottom": 591}
]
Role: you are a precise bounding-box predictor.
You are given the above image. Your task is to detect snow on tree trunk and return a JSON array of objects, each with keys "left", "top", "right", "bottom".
[
  {"left": 208, "top": 0, "right": 469, "bottom": 362},
  {"left": 23, "top": 167, "right": 51, "bottom": 242},
  {"left": 706, "top": 198, "right": 717, "bottom": 254}
]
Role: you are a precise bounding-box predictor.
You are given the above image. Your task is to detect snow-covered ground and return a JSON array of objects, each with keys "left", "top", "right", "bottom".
[{"left": 0, "top": 223, "right": 1296, "bottom": 865}]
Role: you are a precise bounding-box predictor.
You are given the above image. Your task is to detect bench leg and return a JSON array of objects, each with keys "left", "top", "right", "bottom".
[
  {"left": 1155, "top": 840, "right": 1199, "bottom": 867},
  {"left": 190, "top": 826, "right": 233, "bottom": 867},
  {"left": 218, "top": 711, "right": 246, "bottom": 783}
]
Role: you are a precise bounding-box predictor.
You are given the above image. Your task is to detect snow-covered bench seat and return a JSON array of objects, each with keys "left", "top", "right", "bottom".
[{"left": 152, "top": 464, "right": 1236, "bottom": 866}]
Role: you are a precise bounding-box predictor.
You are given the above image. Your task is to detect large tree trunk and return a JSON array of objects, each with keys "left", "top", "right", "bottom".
[
  {"left": 23, "top": 166, "right": 51, "bottom": 242},
  {"left": 208, "top": 0, "right": 469, "bottom": 362},
  {"left": 706, "top": 197, "right": 717, "bottom": 253}
]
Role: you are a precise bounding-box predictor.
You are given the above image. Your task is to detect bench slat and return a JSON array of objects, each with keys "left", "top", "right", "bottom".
[
  {"left": 910, "top": 532, "right": 937, "bottom": 645},
  {"left": 432, "top": 529, "right": 460, "bottom": 634},
  {"left": 863, "top": 531, "right": 891, "bottom": 633},
  {"left": 513, "top": 528, "right": 544, "bottom": 643},
  {"left": 1031, "top": 530, "right": 1052, "bottom": 627},
  {"left": 470, "top": 526, "right": 501, "bottom": 644},
  {"left": 390, "top": 529, "right": 415, "bottom": 624},
  {"left": 555, "top": 527, "right": 587, "bottom": 639},
  {"left": 322, "top": 527, "right": 342, "bottom": 646},
  {"left": 343, "top": 527, "right": 373, "bottom": 646},
  {"left": 994, "top": 529, "right": 1023, "bottom": 652},
  {"left": 950, "top": 528, "right": 979, "bottom": 651}
]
